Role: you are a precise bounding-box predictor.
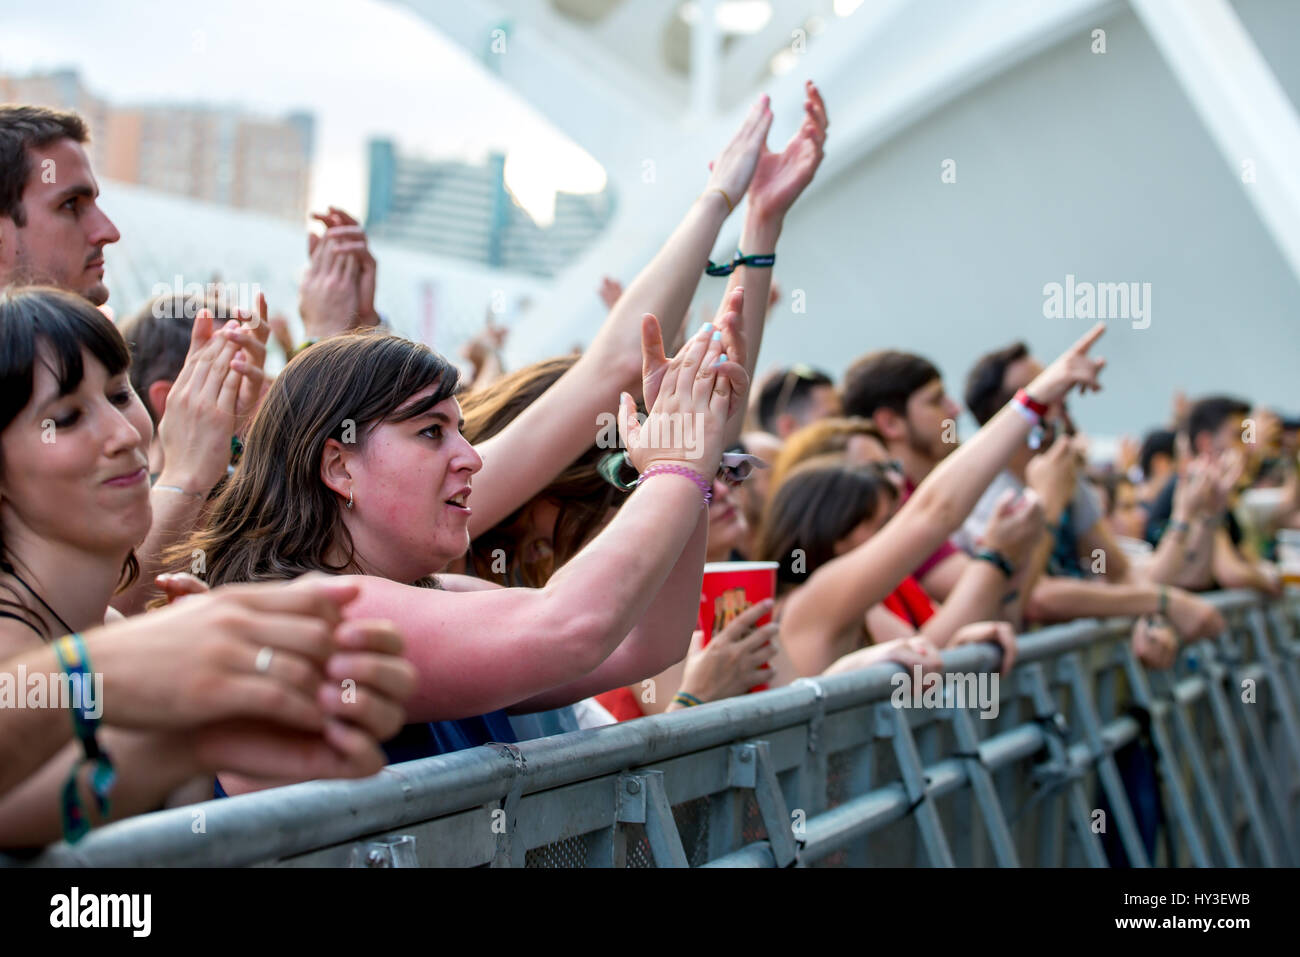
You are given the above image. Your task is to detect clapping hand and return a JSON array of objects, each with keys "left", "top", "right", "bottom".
[{"left": 747, "top": 80, "right": 829, "bottom": 227}]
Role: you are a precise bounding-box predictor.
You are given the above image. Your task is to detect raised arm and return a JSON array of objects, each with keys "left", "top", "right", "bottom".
[
  {"left": 467, "top": 97, "right": 774, "bottom": 537},
  {"left": 343, "top": 314, "right": 746, "bottom": 721},
  {"left": 782, "top": 324, "right": 1108, "bottom": 655},
  {"left": 112, "top": 303, "right": 268, "bottom": 615},
  {"left": 715, "top": 80, "right": 829, "bottom": 447}
]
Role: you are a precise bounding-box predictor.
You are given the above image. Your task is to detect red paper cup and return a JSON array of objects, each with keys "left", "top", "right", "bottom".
[{"left": 698, "top": 561, "right": 778, "bottom": 692}]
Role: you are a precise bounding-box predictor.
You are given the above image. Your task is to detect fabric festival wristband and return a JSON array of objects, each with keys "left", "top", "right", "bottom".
[
  {"left": 1015, "top": 388, "right": 1049, "bottom": 418},
  {"left": 634, "top": 464, "right": 713, "bottom": 507},
  {"left": 53, "top": 632, "right": 115, "bottom": 843},
  {"left": 705, "top": 250, "right": 776, "bottom": 277},
  {"left": 974, "top": 549, "right": 1016, "bottom": 580},
  {"left": 673, "top": 692, "right": 703, "bottom": 708}
]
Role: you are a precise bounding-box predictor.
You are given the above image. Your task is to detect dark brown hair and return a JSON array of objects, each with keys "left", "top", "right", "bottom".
[
  {"left": 0, "top": 285, "right": 138, "bottom": 637},
  {"left": 842, "top": 350, "right": 941, "bottom": 420},
  {"left": 460, "top": 355, "right": 626, "bottom": 587},
  {"left": 964, "top": 341, "right": 1029, "bottom": 426},
  {"left": 0, "top": 105, "right": 88, "bottom": 227},
  {"left": 754, "top": 455, "right": 897, "bottom": 594},
  {"left": 174, "top": 330, "right": 460, "bottom": 587}
]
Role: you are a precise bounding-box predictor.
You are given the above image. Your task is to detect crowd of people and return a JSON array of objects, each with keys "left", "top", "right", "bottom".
[{"left": 0, "top": 86, "right": 1295, "bottom": 851}]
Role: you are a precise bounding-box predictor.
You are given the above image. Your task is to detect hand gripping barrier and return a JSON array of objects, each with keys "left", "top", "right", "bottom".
[{"left": 8, "top": 589, "right": 1299, "bottom": 867}]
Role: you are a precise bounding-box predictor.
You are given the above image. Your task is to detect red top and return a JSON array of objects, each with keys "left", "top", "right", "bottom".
[
  {"left": 594, "top": 686, "right": 644, "bottom": 722},
  {"left": 902, "top": 476, "right": 960, "bottom": 581},
  {"left": 882, "top": 575, "right": 937, "bottom": 629}
]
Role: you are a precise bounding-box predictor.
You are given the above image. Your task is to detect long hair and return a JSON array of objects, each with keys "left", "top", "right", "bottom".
[
  {"left": 754, "top": 455, "right": 897, "bottom": 594},
  {"left": 460, "top": 355, "right": 627, "bottom": 587},
  {"left": 0, "top": 285, "right": 139, "bottom": 637},
  {"left": 175, "top": 331, "right": 460, "bottom": 587}
]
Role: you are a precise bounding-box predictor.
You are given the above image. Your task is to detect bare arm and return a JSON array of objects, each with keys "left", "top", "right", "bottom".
[
  {"left": 343, "top": 317, "right": 744, "bottom": 721},
  {"left": 508, "top": 509, "right": 708, "bottom": 713},
  {"left": 1211, "top": 527, "right": 1280, "bottom": 594},
  {"left": 717, "top": 80, "right": 829, "bottom": 448},
  {"left": 917, "top": 561, "right": 1009, "bottom": 647},
  {"left": 781, "top": 325, "right": 1107, "bottom": 656},
  {"left": 468, "top": 97, "right": 774, "bottom": 538},
  {"left": 114, "top": 303, "right": 268, "bottom": 615}
]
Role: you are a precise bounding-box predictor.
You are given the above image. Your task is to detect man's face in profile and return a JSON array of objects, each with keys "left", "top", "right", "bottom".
[{"left": 0, "top": 137, "right": 121, "bottom": 305}]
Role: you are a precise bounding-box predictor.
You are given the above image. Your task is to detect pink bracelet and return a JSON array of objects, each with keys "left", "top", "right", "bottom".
[{"left": 635, "top": 463, "right": 713, "bottom": 507}]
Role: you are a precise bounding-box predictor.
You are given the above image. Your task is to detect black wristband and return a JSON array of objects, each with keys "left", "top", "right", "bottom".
[{"left": 975, "top": 548, "right": 1015, "bottom": 580}]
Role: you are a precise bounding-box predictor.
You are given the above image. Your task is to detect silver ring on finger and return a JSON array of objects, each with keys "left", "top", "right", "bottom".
[{"left": 255, "top": 647, "right": 275, "bottom": 674}]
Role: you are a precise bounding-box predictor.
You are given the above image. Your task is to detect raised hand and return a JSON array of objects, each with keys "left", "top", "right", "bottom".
[
  {"left": 644, "top": 286, "right": 748, "bottom": 417},
  {"left": 218, "top": 291, "right": 271, "bottom": 434},
  {"left": 312, "top": 207, "right": 379, "bottom": 324},
  {"left": 1025, "top": 435, "right": 1080, "bottom": 519},
  {"left": 747, "top": 80, "right": 829, "bottom": 226},
  {"left": 155, "top": 308, "right": 249, "bottom": 496},
  {"left": 705, "top": 94, "right": 774, "bottom": 208},
  {"left": 299, "top": 226, "right": 365, "bottom": 339},
  {"left": 620, "top": 307, "right": 748, "bottom": 479},
  {"left": 1026, "top": 321, "right": 1107, "bottom": 405},
  {"left": 598, "top": 276, "right": 624, "bottom": 310},
  {"left": 981, "top": 487, "right": 1046, "bottom": 567}
]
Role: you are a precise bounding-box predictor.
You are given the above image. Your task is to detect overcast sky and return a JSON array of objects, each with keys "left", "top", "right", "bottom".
[{"left": 0, "top": 0, "right": 593, "bottom": 219}]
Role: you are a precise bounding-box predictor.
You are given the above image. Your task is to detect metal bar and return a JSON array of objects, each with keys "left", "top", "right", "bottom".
[
  {"left": 10, "top": 591, "right": 1292, "bottom": 869},
  {"left": 1199, "top": 649, "right": 1280, "bottom": 866},
  {"left": 1060, "top": 654, "right": 1150, "bottom": 867},
  {"left": 883, "top": 703, "right": 955, "bottom": 867},
  {"left": 1021, "top": 664, "right": 1109, "bottom": 868},
  {"left": 1229, "top": 679, "right": 1298, "bottom": 864},
  {"left": 1121, "top": 650, "right": 1212, "bottom": 867}
]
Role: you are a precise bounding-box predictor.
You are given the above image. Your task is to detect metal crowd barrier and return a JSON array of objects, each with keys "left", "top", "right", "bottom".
[{"left": 12, "top": 589, "right": 1300, "bottom": 868}]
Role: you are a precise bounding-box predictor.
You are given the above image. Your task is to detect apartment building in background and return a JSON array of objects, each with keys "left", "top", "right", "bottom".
[
  {"left": 365, "top": 138, "right": 613, "bottom": 278},
  {"left": 1, "top": 70, "right": 314, "bottom": 222}
]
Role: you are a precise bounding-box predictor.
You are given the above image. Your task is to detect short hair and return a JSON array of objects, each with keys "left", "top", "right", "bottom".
[
  {"left": 1137, "top": 429, "right": 1176, "bottom": 477},
  {"left": 755, "top": 364, "right": 833, "bottom": 434},
  {"left": 1185, "top": 395, "right": 1250, "bottom": 447},
  {"left": 964, "top": 342, "right": 1029, "bottom": 426},
  {"left": 0, "top": 105, "right": 89, "bottom": 227},
  {"left": 117, "top": 295, "right": 203, "bottom": 425},
  {"left": 841, "top": 350, "right": 941, "bottom": 420}
]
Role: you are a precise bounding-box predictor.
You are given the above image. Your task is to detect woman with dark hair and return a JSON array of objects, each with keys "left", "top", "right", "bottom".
[
  {"left": 177, "top": 306, "right": 749, "bottom": 782},
  {"left": 0, "top": 286, "right": 414, "bottom": 845}
]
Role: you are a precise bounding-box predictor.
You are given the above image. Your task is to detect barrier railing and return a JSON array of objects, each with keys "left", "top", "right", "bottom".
[{"left": 10, "top": 589, "right": 1300, "bottom": 867}]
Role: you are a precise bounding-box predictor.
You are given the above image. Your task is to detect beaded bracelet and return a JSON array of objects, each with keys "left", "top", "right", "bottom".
[
  {"left": 53, "top": 633, "right": 115, "bottom": 843},
  {"left": 673, "top": 691, "right": 703, "bottom": 708},
  {"left": 634, "top": 464, "right": 713, "bottom": 507}
]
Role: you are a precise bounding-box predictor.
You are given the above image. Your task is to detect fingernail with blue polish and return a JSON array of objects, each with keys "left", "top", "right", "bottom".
[
  {"left": 714, "top": 354, "right": 728, "bottom": 366},
  {"left": 699, "top": 322, "right": 712, "bottom": 336},
  {"left": 711, "top": 330, "right": 722, "bottom": 341}
]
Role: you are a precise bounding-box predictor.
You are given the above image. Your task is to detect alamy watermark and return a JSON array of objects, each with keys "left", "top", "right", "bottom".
[
  {"left": 1042, "top": 274, "right": 1150, "bottom": 329},
  {"left": 150, "top": 276, "right": 263, "bottom": 322},
  {"left": 595, "top": 411, "right": 706, "bottom": 460},
  {"left": 0, "top": 666, "right": 103, "bottom": 718},
  {"left": 891, "top": 666, "right": 1000, "bottom": 719}
]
